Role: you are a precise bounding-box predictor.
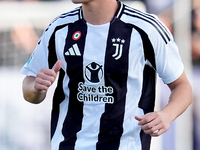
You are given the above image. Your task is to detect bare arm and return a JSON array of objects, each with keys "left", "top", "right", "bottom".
[
  {"left": 135, "top": 72, "right": 193, "bottom": 136},
  {"left": 22, "top": 60, "right": 62, "bottom": 104}
]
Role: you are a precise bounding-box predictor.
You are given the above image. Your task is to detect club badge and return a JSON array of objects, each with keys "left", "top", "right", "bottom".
[{"left": 72, "top": 31, "right": 81, "bottom": 40}]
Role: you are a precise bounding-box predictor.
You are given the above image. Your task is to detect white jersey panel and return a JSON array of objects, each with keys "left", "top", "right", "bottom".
[
  {"left": 55, "top": 26, "right": 69, "bottom": 71},
  {"left": 51, "top": 27, "right": 71, "bottom": 150},
  {"left": 51, "top": 96, "right": 69, "bottom": 150},
  {"left": 118, "top": 26, "right": 145, "bottom": 150},
  {"left": 155, "top": 40, "right": 184, "bottom": 84},
  {"left": 75, "top": 22, "right": 110, "bottom": 150}
]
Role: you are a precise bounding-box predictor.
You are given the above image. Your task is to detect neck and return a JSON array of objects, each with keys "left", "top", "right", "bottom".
[{"left": 82, "top": 0, "right": 118, "bottom": 25}]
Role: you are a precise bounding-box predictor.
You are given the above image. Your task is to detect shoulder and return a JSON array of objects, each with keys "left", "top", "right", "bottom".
[
  {"left": 44, "top": 7, "right": 81, "bottom": 34},
  {"left": 37, "top": 7, "right": 81, "bottom": 46},
  {"left": 121, "top": 4, "right": 163, "bottom": 29},
  {"left": 120, "top": 3, "right": 173, "bottom": 44}
]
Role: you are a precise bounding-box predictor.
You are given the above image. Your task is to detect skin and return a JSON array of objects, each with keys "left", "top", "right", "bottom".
[
  {"left": 72, "top": 0, "right": 118, "bottom": 25},
  {"left": 22, "top": 60, "right": 62, "bottom": 104},
  {"left": 135, "top": 72, "right": 193, "bottom": 137},
  {"left": 22, "top": 0, "right": 193, "bottom": 137}
]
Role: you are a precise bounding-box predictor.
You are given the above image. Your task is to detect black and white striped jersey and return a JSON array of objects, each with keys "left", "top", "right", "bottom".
[{"left": 21, "top": 1, "right": 184, "bottom": 150}]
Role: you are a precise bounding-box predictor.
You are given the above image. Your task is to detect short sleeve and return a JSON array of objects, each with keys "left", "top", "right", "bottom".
[{"left": 155, "top": 38, "right": 184, "bottom": 84}]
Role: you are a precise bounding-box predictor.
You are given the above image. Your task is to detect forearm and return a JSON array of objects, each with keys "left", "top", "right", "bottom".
[
  {"left": 22, "top": 76, "right": 46, "bottom": 104},
  {"left": 135, "top": 72, "right": 193, "bottom": 136}
]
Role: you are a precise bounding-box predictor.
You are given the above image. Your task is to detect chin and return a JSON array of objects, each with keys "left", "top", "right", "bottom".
[
  {"left": 71, "top": 0, "right": 83, "bottom": 4},
  {"left": 71, "top": 0, "right": 90, "bottom": 4}
]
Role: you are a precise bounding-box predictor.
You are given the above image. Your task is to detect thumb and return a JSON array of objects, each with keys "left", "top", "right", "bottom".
[{"left": 53, "top": 60, "right": 62, "bottom": 73}]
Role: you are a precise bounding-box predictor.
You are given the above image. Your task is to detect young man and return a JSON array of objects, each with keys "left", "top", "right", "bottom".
[{"left": 21, "top": 0, "right": 193, "bottom": 149}]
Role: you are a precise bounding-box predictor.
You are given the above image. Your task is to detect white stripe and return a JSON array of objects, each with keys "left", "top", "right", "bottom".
[
  {"left": 51, "top": 98, "right": 69, "bottom": 150},
  {"left": 69, "top": 47, "right": 76, "bottom": 55},
  {"left": 53, "top": 26, "right": 70, "bottom": 148},
  {"left": 65, "top": 51, "right": 70, "bottom": 56},
  {"left": 74, "top": 22, "right": 110, "bottom": 150},
  {"left": 73, "top": 44, "right": 81, "bottom": 56},
  {"left": 112, "top": 43, "right": 119, "bottom": 57},
  {"left": 80, "top": 7, "right": 83, "bottom": 19},
  {"left": 60, "top": 8, "right": 80, "bottom": 18},
  {"left": 114, "top": 44, "right": 123, "bottom": 60},
  {"left": 116, "top": 2, "right": 124, "bottom": 18},
  {"left": 118, "top": 28, "right": 145, "bottom": 150},
  {"left": 51, "top": 71, "right": 70, "bottom": 150}
]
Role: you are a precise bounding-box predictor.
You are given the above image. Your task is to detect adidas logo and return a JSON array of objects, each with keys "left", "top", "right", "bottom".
[{"left": 65, "top": 44, "right": 81, "bottom": 56}]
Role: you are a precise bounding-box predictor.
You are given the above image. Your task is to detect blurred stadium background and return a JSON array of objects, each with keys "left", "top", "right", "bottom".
[{"left": 0, "top": 0, "right": 199, "bottom": 150}]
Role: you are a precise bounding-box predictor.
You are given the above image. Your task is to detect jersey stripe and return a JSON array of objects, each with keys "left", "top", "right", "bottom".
[
  {"left": 74, "top": 21, "right": 110, "bottom": 150},
  {"left": 116, "top": 1, "right": 123, "bottom": 18},
  {"left": 131, "top": 24, "right": 156, "bottom": 150},
  {"left": 51, "top": 69, "right": 66, "bottom": 139},
  {"left": 48, "top": 24, "right": 70, "bottom": 140},
  {"left": 96, "top": 18, "right": 132, "bottom": 150},
  {"left": 59, "top": 8, "right": 80, "bottom": 19},
  {"left": 123, "top": 6, "right": 171, "bottom": 44},
  {"left": 48, "top": 24, "right": 69, "bottom": 69},
  {"left": 59, "top": 19, "right": 87, "bottom": 150},
  {"left": 125, "top": 5, "right": 171, "bottom": 38}
]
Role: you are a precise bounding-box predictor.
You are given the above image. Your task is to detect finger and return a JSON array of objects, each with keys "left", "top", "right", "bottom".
[
  {"left": 38, "top": 77, "right": 52, "bottom": 87},
  {"left": 34, "top": 83, "right": 48, "bottom": 93},
  {"left": 38, "top": 68, "right": 56, "bottom": 77},
  {"left": 135, "top": 116, "right": 144, "bottom": 121},
  {"left": 35, "top": 77, "right": 52, "bottom": 89},
  {"left": 34, "top": 80, "right": 48, "bottom": 93},
  {"left": 151, "top": 128, "right": 165, "bottom": 137},
  {"left": 141, "top": 116, "right": 161, "bottom": 130},
  {"left": 138, "top": 112, "right": 157, "bottom": 125},
  {"left": 37, "top": 70, "right": 55, "bottom": 84},
  {"left": 53, "top": 60, "right": 62, "bottom": 73},
  {"left": 143, "top": 123, "right": 161, "bottom": 135}
]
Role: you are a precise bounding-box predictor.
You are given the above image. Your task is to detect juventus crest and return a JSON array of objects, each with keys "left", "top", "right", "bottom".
[{"left": 112, "top": 38, "right": 125, "bottom": 60}]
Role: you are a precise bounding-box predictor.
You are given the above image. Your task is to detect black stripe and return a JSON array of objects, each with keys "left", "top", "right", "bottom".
[
  {"left": 97, "top": 19, "right": 132, "bottom": 150},
  {"left": 114, "top": 1, "right": 123, "bottom": 19},
  {"left": 48, "top": 24, "right": 70, "bottom": 139},
  {"left": 47, "top": 11, "right": 79, "bottom": 33},
  {"left": 79, "top": 7, "right": 82, "bottom": 20},
  {"left": 124, "top": 7, "right": 170, "bottom": 44},
  {"left": 126, "top": 6, "right": 171, "bottom": 40},
  {"left": 140, "top": 130, "right": 151, "bottom": 150},
  {"left": 131, "top": 25, "right": 156, "bottom": 150},
  {"left": 60, "top": 13, "right": 79, "bottom": 18},
  {"left": 131, "top": 25, "right": 156, "bottom": 113},
  {"left": 131, "top": 25, "right": 156, "bottom": 70},
  {"left": 125, "top": 5, "right": 171, "bottom": 38},
  {"left": 60, "top": 8, "right": 80, "bottom": 18},
  {"left": 48, "top": 24, "right": 69, "bottom": 69},
  {"left": 59, "top": 19, "right": 87, "bottom": 150},
  {"left": 51, "top": 69, "right": 65, "bottom": 138}
]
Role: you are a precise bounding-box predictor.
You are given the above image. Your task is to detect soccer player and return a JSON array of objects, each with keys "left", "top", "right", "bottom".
[{"left": 21, "top": 0, "right": 193, "bottom": 149}]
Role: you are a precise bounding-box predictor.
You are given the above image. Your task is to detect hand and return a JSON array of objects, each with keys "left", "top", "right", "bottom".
[
  {"left": 34, "top": 60, "right": 62, "bottom": 93},
  {"left": 135, "top": 111, "right": 171, "bottom": 137}
]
